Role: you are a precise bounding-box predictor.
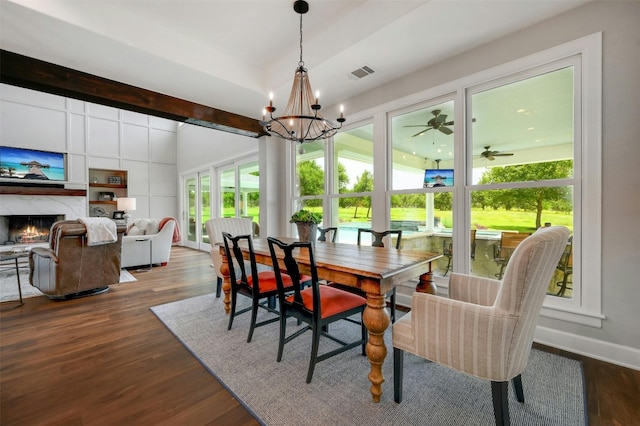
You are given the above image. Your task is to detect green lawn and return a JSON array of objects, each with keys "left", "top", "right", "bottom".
[
  {"left": 216, "top": 206, "right": 572, "bottom": 233},
  {"left": 321, "top": 207, "right": 571, "bottom": 233}
]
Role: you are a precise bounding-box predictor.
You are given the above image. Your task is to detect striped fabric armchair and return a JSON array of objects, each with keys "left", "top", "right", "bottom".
[{"left": 393, "top": 225, "right": 570, "bottom": 426}]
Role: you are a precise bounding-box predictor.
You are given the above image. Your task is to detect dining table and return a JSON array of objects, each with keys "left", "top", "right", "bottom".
[{"left": 218, "top": 237, "right": 442, "bottom": 403}]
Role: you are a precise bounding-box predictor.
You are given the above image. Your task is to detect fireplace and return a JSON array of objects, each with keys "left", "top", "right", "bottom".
[{"left": 1, "top": 215, "right": 65, "bottom": 245}]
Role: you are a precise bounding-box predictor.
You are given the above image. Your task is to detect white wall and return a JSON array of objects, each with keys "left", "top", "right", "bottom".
[
  {"left": 176, "top": 123, "right": 258, "bottom": 173},
  {"left": 0, "top": 84, "right": 179, "bottom": 221}
]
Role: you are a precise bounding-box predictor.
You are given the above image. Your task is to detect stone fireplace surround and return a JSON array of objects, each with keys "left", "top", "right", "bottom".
[{"left": 0, "top": 194, "right": 86, "bottom": 246}]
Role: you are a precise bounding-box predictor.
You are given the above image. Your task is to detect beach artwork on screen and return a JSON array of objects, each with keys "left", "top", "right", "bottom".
[{"left": 0, "top": 146, "right": 66, "bottom": 181}]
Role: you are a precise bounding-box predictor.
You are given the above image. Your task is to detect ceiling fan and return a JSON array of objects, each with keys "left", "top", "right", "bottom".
[
  {"left": 405, "top": 109, "right": 454, "bottom": 137},
  {"left": 480, "top": 146, "right": 514, "bottom": 161}
]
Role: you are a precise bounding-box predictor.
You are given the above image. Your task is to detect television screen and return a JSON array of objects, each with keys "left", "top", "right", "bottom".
[
  {"left": 423, "top": 169, "right": 453, "bottom": 188},
  {"left": 0, "top": 146, "right": 66, "bottom": 182}
]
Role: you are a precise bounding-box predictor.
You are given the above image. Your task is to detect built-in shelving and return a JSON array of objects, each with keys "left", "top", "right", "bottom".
[{"left": 88, "top": 168, "right": 128, "bottom": 217}]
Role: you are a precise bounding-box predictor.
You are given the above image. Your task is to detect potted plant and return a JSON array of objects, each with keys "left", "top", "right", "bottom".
[{"left": 290, "top": 209, "right": 322, "bottom": 243}]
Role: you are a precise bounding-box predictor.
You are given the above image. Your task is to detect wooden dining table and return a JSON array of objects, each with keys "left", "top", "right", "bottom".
[{"left": 218, "top": 237, "right": 442, "bottom": 403}]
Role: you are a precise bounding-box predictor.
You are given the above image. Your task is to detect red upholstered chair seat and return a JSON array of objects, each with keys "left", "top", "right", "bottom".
[
  {"left": 286, "top": 285, "right": 366, "bottom": 319},
  {"left": 246, "top": 271, "right": 294, "bottom": 293}
]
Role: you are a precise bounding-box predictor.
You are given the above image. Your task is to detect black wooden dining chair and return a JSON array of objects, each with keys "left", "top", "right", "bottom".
[
  {"left": 267, "top": 237, "right": 367, "bottom": 383},
  {"left": 317, "top": 226, "right": 337, "bottom": 242},
  {"left": 328, "top": 228, "right": 402, "bottom": 323},
  {"left": 223, "top": 232, "right": 295, "bottom": 343}
]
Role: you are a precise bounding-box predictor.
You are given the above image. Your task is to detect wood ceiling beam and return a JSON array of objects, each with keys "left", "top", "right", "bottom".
[{"left": 0, "top": 50, "right": 267, "bottom": 138}]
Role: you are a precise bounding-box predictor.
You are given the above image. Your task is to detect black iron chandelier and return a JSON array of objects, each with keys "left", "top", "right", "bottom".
[{"left": 260, "top": 0, "right": 345, "bottom": 144}]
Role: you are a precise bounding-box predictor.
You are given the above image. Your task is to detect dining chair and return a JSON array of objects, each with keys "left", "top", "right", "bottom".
[
  {"left": 222, "top": 232, "right": 295, "bottom": 343},
  {"left": 329, "top": 228, "right": 402, "bottom": 323},
  {"left": 267, "top": 237, "right": 368, "bottom": 383},
  {"left": 555, "top": 235, "right": 573, "bottom": 296},
  {"left": 317, "top": 226, "right": 337, "bottom": 242},
  {"left": 205, "top": 217, "right": 254, "bottom": 298},
  {"left": 493, "top": 232, "right": 531, "bottom": 279},
  {"left": 393, "top": 226, "right": 570, "bottom": 426}
]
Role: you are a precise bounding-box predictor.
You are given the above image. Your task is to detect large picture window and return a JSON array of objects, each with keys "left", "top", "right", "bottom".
[{"left": 291, "top": 34, "right": 601, "bottom": 326}]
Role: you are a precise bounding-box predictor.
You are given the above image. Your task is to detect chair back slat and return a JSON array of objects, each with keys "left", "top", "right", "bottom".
[
  {"left": 317, "top": 226, "right": 337, "bottom": 242},
  {"left": 268, "top": 237, "right": 321, "bottom": 319},
  {"left": 222, "top": 232, "right": 260, "bottom": 291},
  {"left": 357, "top": 229, "right": 402, "bottom": 249}
]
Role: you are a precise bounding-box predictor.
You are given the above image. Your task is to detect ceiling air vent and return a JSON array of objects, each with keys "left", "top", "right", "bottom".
[{"left": 351, "top": 65, "right": 375, "bottom": 79}]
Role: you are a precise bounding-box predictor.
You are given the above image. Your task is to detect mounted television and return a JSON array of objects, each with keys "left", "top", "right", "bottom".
[
  {"left": 0, "top": 146, "right": 67, "bottom": 182},
  {"left": 423, "top": 169, "right": 454, "bottom": 188}
]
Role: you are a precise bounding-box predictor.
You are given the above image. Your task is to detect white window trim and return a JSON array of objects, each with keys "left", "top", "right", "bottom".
[{"left": 312, "top": 33, "right": 602, "bottom": 327}]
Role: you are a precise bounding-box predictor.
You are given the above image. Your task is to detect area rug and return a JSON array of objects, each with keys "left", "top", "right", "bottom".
[
  {"left": 151, "top": 294, "right": 587, "bottom": 426},
  {"left": 0, "top": 268, "right": 137, "bottom": 302}
]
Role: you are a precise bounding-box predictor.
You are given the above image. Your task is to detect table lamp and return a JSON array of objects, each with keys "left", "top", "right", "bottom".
[{"left": 116, "top": 197, "right": 136, "bottom": 226}]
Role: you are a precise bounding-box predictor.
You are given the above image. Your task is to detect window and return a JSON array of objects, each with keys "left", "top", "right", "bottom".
[
  {"left": 467, "top": 65, "right": 576, "bottom": 297},
  {"left": 292, "top": 122, "right": 375, "bottom": 244},
  {"left": 291, "top": 33, "right": 601, "bottom": 326},
  {"left": 218, "top": 159, "right": 260, "bottom": 233}
]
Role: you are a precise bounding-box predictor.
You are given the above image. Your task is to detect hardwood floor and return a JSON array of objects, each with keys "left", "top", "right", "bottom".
[{"left": 2, "top": 247, "right": 639, "bottom": 425}]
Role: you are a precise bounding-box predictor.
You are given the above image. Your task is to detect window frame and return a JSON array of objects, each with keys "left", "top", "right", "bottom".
[{"left": 293, "top": 32, "right": 602, "bottom": 326}]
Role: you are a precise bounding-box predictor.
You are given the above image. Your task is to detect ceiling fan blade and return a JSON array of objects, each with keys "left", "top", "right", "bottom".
[
  {"left": 438, "top": 126, "right": 453, "bottom": 135},
  {"left": 434, "top": 114, "right": 447, "bottom": 125},
  {"left": 442, "top": 121, "right": 454, "bottom": 126},
  {"left": 411, "top": 128, "right": 432, "bottom": 137},
  {"left": 493, "top": 152, "right": 514, "bottom": 157}
]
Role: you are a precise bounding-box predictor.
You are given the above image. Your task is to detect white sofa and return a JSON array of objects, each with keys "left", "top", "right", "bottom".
[{"left": 121, "top": 218, "right": 176, "bottom": 269}]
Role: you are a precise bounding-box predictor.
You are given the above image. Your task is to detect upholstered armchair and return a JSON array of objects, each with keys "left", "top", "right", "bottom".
[
  {"left": 29, "top": 219, "right": 126, "bottom": 299},
  {"left": 120, "top": 218, "right": 177, "bottom": 269},
  {"left": 393, "top": 226, "right": 570, "bottom": 426},
  {"left": 205, "top": 218, "right": 254, "bottom": 297}
]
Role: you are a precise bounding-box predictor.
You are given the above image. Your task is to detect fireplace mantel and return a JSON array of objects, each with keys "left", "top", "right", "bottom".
[{"left": 0, "top": 185, "right": 86, "bottom": 196}]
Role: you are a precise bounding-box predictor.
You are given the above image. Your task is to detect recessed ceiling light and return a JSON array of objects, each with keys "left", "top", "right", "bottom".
[{"left": 528, "top": 127, "right": 535, "bottom": 131}]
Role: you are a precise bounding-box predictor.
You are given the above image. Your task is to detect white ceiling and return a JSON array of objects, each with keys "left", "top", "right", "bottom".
[{"left": 1, "top": 0, "right": 591, "bottom": 123}]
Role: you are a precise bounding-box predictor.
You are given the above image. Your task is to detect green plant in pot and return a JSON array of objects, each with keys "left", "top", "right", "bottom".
[{"left": 290, "top": 209, "right": 322, "bottom": 243}]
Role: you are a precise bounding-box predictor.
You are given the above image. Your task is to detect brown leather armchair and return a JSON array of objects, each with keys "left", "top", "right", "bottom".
[{"left": 29, "top": 220, "right": 126, "bottom": 299}]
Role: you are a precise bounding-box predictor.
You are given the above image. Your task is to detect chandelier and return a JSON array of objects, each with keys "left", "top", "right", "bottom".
[{"left": 260, "top": 0, "right": 345, "bottom": 144}]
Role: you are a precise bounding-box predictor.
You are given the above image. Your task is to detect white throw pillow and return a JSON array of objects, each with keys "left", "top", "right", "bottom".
[
  {"left": 127, "top": 225, "right": 144, "bottom": 236},
  {"left": 147, "top": 219, "right": 160, "bottom": 235},
  {"left": 136, "top": 219, "right": 150, "bottom": 233}
]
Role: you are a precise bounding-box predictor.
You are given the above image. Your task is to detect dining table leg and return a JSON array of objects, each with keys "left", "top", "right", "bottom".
[
  {"left": 415, "top": 263, "right": 438, "bottom": 295},
  {"left": 362, "top": 292, "right": 390, "bottom": 403},
  {"left": 218, "top": 246, "right": 232, "bottom": 314}
]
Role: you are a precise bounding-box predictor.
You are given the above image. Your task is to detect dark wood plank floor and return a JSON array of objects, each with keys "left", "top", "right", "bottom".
[{"left": 2, "top": 247, "right": 639, "bottom": 425}]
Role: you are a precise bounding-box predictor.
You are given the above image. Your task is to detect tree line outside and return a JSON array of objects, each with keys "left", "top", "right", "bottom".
[{"left": 297, "top": 159, "right": 573, "bottom": 232}]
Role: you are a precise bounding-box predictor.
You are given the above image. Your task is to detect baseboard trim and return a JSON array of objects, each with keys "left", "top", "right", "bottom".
[{"left": 534, "top": 326, "right": 640, "bottom": 371}]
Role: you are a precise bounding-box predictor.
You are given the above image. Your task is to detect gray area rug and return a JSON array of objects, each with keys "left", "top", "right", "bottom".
[
  {"left": 0, "top": 267, "right": 137, "bottom": 302},
  {"left": 151, "top": 294, "right": 587, "bottom": 426}
]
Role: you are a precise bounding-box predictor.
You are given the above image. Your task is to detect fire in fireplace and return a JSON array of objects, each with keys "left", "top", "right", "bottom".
[{"left": 1, "top": 215, "right": 64, "bottom": 245}]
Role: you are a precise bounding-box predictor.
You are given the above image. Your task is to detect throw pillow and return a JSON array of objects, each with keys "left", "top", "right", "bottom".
[
  {"left": 127, "top": 225, "right": 144, "bottom": 236},
  {"left": 135, "top": 218, "right": 150, "bottom": 233},
  {"left": 146, "top": 219, "right": 160, "bottom": 235}
]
